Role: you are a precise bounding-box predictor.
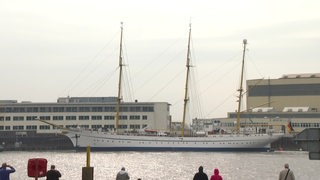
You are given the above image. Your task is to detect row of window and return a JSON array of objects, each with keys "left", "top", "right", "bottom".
[
  {"left": 0, "top": 115, "right": 148, "bottom": 121},
  {"left": 229, "top": 113, "right": 320, "bottom": 118},
  {"left": 248, "top": 84, "right": 320, "bottom": 96},
  {"left": 93, "top": 139, "right": 255, "bottom": 145},
  {"left": 0, "top": 106, "right": 154, "bottom": 113},
  {"left": 220, "top": 122, "right": 269, "bottom": 127},
  {"left": 0, "top": 124, "right": 148, "bottom": 131},
  {"left": 291, "top": 122, "right": 320, "bottom": 128},
  {"left": 221, "top": 122, "right": 320, "bottom": 128}
]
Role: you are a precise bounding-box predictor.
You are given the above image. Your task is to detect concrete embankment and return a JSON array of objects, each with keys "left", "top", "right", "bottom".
[{"left": 0, "top": 131, "right": 73, "bottom": 151}]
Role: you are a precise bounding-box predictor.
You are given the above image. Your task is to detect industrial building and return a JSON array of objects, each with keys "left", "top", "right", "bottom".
[{"left": 192, "top": 73, "right": 320, "bottom": 135}]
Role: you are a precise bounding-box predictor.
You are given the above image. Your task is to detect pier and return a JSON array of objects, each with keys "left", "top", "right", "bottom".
[{"left": 295, "top": 128, "right": 320, "bottom": 160}]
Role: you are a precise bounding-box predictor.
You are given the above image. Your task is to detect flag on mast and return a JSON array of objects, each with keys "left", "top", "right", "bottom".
[{"left": 287, "top": 120, "right": 294, "bottom": 133}]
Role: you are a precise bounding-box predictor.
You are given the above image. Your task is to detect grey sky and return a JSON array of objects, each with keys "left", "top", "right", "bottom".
[{"left": 1, "top": 0, "right": 320, "bottom": 123}]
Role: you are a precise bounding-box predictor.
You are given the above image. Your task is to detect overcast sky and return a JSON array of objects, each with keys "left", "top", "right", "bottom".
[{"left": 1, "top": 0, "right": 320, "bottom": 123}]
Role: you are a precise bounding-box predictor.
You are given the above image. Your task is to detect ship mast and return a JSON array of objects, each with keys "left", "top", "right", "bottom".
[
  {"left": 181, "top": 24, "right": 192, "bottom": 137},
  {"left": 236, "top": 39, "right": 247, "bottom": 133},
  {"left": 115, "top": 22, "right": 124, "bottom": 132}
]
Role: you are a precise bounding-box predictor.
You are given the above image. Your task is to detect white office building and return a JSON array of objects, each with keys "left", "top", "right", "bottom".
[{"left": 0, "top": 97, "right": 171, "bottom": 133}]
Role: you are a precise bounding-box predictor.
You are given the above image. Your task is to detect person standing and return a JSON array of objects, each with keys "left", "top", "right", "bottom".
[
  {"left": 279, "top": 163, "right": 295, "bottom": 180},
  {"left": 46, "top": 165, "right": 61, "bottom": 180},
  {"left": 193, "top": 166, "right": 208, "bottom": 180},
  {"left": 0, "top": 163, "right": 15, "bottom": 180},
  {"left": 116, "top": 167, "right": 130, "bottom": 180},
  {"left": 210, "top": 168, "right": 222, "bottom": 180}
]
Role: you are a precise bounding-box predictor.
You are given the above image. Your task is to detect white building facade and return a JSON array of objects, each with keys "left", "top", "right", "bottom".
[{"left": 0, "top": 97, "right": 171, "bottom": 133}]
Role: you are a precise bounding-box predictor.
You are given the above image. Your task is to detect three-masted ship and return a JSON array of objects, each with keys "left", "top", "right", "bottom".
[{"left": 43, "top": 24, "right": 284, "bottom": 151}]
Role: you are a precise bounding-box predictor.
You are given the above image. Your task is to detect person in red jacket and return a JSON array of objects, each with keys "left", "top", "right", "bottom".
[{"left": 210, "top": 168, "right": 222, "bottom": 180}]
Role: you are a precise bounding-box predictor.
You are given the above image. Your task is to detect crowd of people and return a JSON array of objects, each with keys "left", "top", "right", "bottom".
[
  {"left": 193, "top": 163, "right": 295, "bottom": 180},
  {"left": 0, "top": 161, "right": 295, "bottom": 180},
  {"left": 193, "top": 166, "right": 222, "bottom": 180},
  {"left": 0, "top": 162, "right": 61, "bottom": 180}
]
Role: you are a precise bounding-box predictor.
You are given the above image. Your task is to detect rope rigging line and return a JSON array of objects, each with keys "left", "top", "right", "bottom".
[
  {"left": 133, "top": 38, "right": 184, "bottom": 79},
  {"left": 58, "top": 31, "right": 120, "bottom": 97},
  {"left": 198, "top": 51, "right": 240, "bottom": 84},
  {"left": 122, "top": 67, "right": 134, "bottom": 102},
  {"left": 133, "top": 48, "right": 186, "bottom": 94},
  {"left": 205, "top": 91, "right": 237, "bottom": 117},
  {"left": 200, "top": 53, "right": 242, "bottom": 93},
  {"left": 121, "top": 38, "right": 134, "bottom": 102},
  {"left": 147, "top": 67, "right": 185, "bottom": 101},
  {"left": 81, "top": 68, "right": 118, "bottom": 97},
  {"left": 204, "top": 47, "right": 266, "bottom": 118},
  {"left": 246, "top": 53, "right": 265, "bottom": 79},
  {"left": 195, "top": 60, "right": 241, "bottom": 118},
  {"left": 186, "top": 38, "right": 204, "bottom": 119},
  {"left": 189, "top": 67, "right": 204, "bottom": 119}
]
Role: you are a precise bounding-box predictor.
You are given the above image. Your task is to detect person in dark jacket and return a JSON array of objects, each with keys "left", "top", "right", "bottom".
[
  {"left": 116, "top": 167, "right": 130, "bottom": 180},
  {"left": 0, "top": 163, "right": 15, "bottom": 180},
  {"left": 210, "top": 168, "right": 222, "bottom": 180},
  {"left": 193, "top": 166, "right": 208, "bottom": 180},
  {"left": 46, "top": 165, "right": 61, "bottom": 180}
]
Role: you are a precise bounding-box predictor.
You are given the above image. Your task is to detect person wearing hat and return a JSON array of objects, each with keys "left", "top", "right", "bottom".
[
  {"left": 0, "top": 163, "right": 15, "bottom": 180},
  {"left": 116, "top": 167, "right": 130, "bottom": 180}
]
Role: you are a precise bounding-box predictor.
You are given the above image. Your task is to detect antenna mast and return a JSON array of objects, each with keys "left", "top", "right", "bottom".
[
  {"left": 236, "top": 39, "right": 247, "bottom": 133},
  {"left": 181, "top": 24, "right": 192, "bottom": 137},
  {"left": 115, "top": 22, "right": 124, "bottom": 132}
]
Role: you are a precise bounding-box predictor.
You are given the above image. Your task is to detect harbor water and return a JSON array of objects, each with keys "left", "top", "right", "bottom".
[{"left": 1, "top": 151, "right": 319, "bottom": 180}]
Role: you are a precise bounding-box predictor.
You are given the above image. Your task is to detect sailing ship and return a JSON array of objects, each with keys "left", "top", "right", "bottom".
[{"left": 41, "top": 24, "right": 284, "bottom": 151}]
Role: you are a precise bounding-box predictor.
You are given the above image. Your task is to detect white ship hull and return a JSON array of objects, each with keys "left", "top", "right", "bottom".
[{"left": 63, "top": 130, "right": 284, "bottom": 152}]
